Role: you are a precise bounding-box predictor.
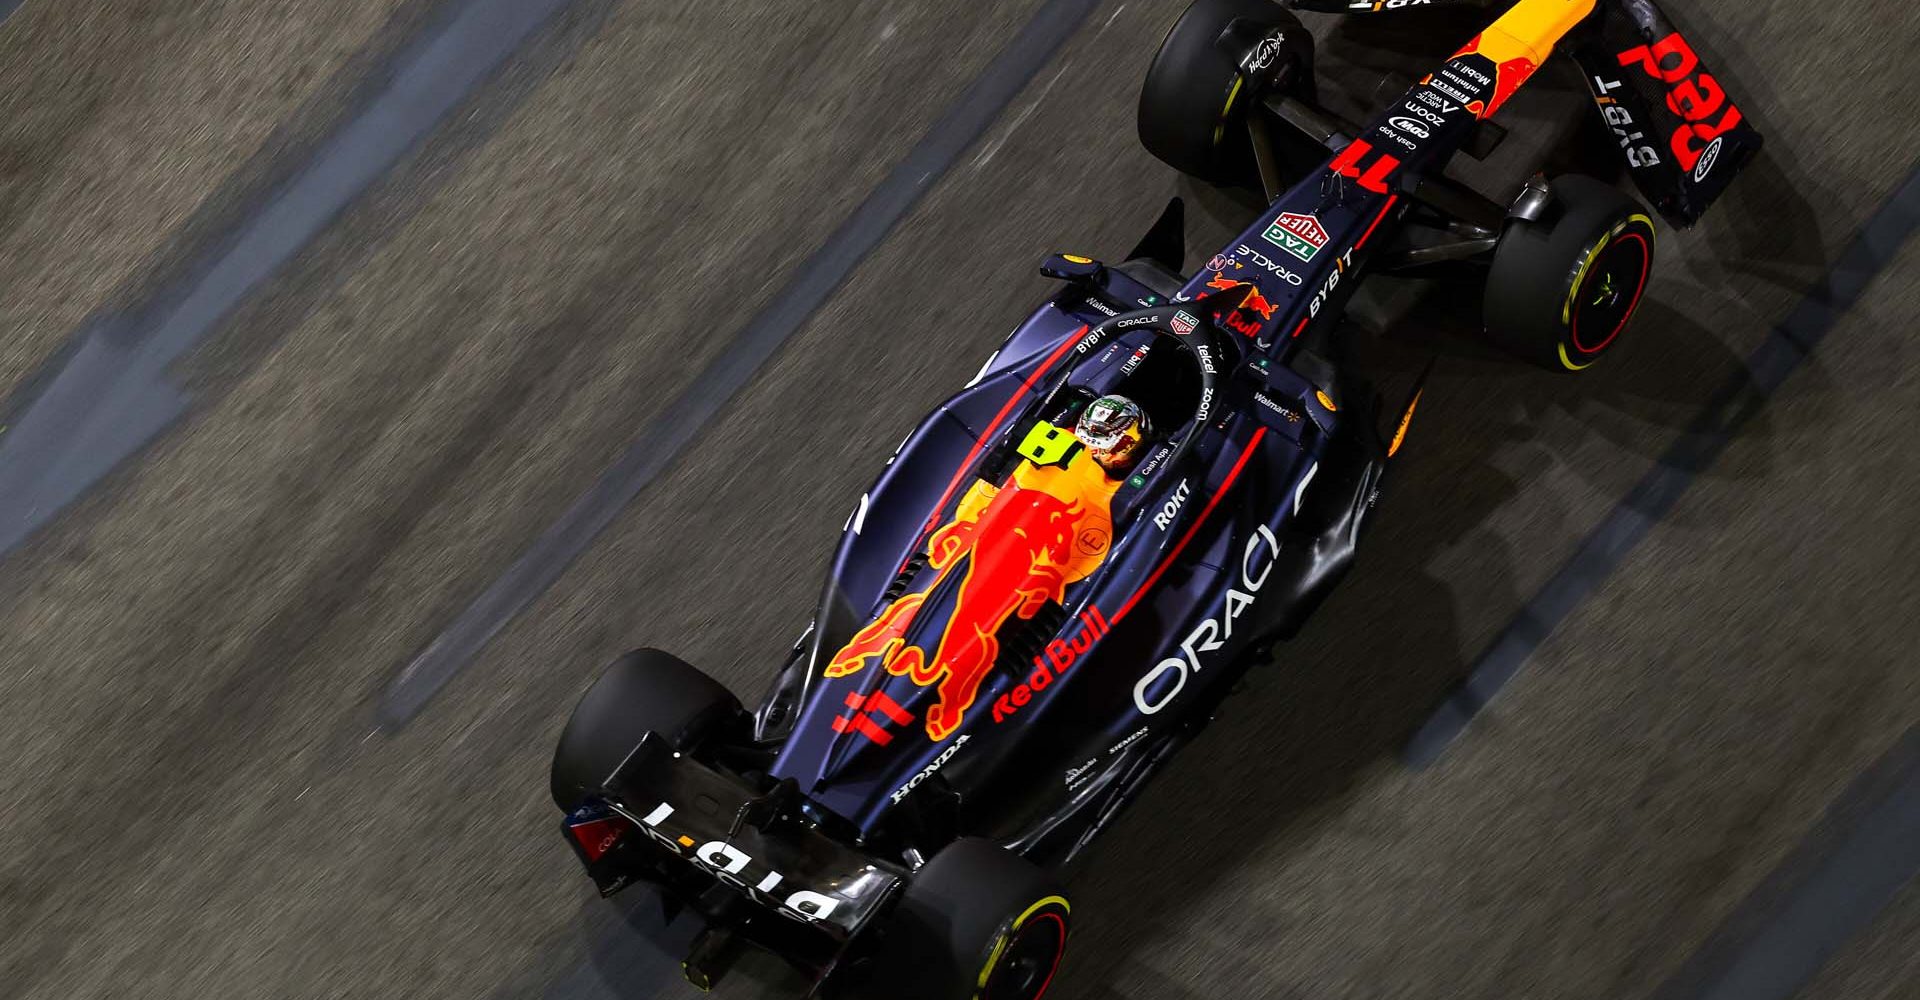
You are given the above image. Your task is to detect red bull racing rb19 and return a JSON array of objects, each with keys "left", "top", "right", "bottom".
[{"left": 547, "top": 0, "right": 1756, "bottom": 995}]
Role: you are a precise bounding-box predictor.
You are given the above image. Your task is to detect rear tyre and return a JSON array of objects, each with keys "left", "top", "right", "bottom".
[
  {"left": 549, "top": 648, "right": 743, "bottom": 811},
  {"left": 1484, "top": 175, "right": 1657, "bottom": 372},
  {"left": 857, "top": 839, "right": 1071, "bottom": 1000},
  {"left": 1138, "top": 0, "right": 1306, "bottom": 181}
]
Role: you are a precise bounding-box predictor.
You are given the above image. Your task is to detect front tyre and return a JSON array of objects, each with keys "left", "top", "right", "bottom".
[
  {"left": 1138, "top": 0, "right": 1305, "bottom": 181},
  {"left": 855, "top": 839, "right": 1071, "bottom": 1000},
  {"left": 1484, "top": 175, "right": 1657, "bottom": 372},
  {"left": 549, "top": 648, "right": 742, "bottom": 811}
]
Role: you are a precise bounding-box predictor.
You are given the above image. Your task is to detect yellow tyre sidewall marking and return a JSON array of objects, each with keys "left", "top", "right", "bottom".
[
  {"left": 1558, "top": 343, "right": 1599, "bottom": 371},
  {"left": 1562, "top": 231, "right": 1612, "bottom": 328},
  {"left": 1213, "top": 76, "right": 1244, "bottom": 147},
  {"left": 1560, "top": 213, "right": 1657, "bottom": 364},
  {"left": 975, "top": 895, "right": 1072, "bottom": 994}
]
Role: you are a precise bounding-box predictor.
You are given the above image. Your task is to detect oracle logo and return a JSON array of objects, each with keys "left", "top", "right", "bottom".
[{"left": 1133, "top": 527, "right": 1280, "bottom": 715}]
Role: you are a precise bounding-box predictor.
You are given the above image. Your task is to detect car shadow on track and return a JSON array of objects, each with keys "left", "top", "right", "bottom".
[
  {"left": 1060, "top": 170, "right": 1783, "bottom": 1000},
  {"left": 1048, "top": 312, "right": 1768, "bottom": 1000},
  {"left": 500, "top": 9, "right": 1839, "bottom": 997},
  {"left": 489, "top": 891, "right": 721, "bottom": 1000}
]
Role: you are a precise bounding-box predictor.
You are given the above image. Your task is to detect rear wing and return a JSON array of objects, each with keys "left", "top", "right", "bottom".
[{"left": 1292, "top": 0, "right": 1762, "bottom": 226}]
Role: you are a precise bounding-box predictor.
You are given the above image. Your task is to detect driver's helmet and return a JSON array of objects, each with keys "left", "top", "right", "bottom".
[{"left": 1075, "top": 395, "right": 1151, "bottom": 473}]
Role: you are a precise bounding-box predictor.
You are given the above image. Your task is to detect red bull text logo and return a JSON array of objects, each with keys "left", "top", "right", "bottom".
[
  {"left": 826, "top": 456, "right": 1116, "bottom": 741},
  {"left": 991, "top": 607, "right": 1108, "bottom": 724},
  {"left": 1205, "top": 272, "right": 1278, "bottom": 339}
]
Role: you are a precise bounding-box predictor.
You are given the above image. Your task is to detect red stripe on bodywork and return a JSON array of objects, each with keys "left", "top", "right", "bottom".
[
  {"left": 831, "top": 712, "right": 894, "bottom": 745},
  {"left": 1355, "top": 195, "right": 1400, "bottom": 251},
  {"left": 1110, "top": 428, "right": 1269, "bottom": 625},
  {"left": 863, "top": 690, "right": 915, "bottom": 725},
  {"left": 918, "top": 326, "right": 1090, "bottom": 538}
]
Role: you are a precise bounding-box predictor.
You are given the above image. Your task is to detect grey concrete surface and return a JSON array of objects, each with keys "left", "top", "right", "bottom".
[
  {"left": 1800, "top": 878, "right": 1920, "bottom": 1000},
  {"left": 0, "top": 0, "right": 1914, "bottom": 999},
  {"left": 0, "top": 0, "right": 431, "bottom": 392}
]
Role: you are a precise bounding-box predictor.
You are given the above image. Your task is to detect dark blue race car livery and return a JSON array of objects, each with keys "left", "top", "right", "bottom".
[{"left": 548, "top": 2, "right": 1756, "bottom": 996}]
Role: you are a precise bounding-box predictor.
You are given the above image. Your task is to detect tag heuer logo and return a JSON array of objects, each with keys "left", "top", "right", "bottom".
[
  {"left": 1170, "top": 311, "right": 1198, "bottom": 336},
  {"left": 1262, "top": 212, "right": 1328, "bottom": 263}
]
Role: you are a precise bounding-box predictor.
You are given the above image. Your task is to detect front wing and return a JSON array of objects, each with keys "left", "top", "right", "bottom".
[{"left": 1298, "top": 0, "right": 1762, "bottom": 225}]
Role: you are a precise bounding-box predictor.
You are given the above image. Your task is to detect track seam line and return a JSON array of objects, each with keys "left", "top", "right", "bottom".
[
  {"left": 1648, "top": 722, "right": 1920, "bottom": 1000},
  {"left": 0, "top": 0, "right": 594, "bottom": 557},
  {"left": 374, "top": 0, "right": 1109, "bottom": 729},
  {"left": 1405, "top": 160, "right": 1920, "bottom": 768}
]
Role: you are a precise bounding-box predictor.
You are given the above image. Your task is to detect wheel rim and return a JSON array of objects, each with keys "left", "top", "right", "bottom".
[
  {"left": 983, "top": 910, "right": 1067, "bottom": 1000},
  {"left": 1569, "top": 229, "right": 1652, "bottom": 354}
]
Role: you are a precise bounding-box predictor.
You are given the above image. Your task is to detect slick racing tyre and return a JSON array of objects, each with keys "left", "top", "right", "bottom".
[
  {"left": 1484, "top": 175, "right": 1658, "bottom": 372},
  {"left": 549, "top": 648, "right": 743, "bottom": 811},
  {"left": 1139, "top": 0, "right": 1307, "bottom": 181},
  {"left": 856, "top": 839, "right": 1071, "bottom": 1000}
]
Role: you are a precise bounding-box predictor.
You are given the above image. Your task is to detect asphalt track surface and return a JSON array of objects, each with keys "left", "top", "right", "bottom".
[{"left": 0, "top": 1, "right": 1915, "bottom": 999}]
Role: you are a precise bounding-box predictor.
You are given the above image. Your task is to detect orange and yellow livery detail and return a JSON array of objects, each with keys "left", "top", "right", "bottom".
[
  {"left": 1446, "top": 0, "right": 1597, "bottom": 119},
  {"left": 826, "top": 446, "right": 1121, "bottom": 742}
]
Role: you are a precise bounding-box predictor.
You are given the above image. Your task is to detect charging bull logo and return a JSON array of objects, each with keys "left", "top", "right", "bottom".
[
  {"left": 1205, "top": 271, "right": 1278, "bottom": 339},
  {"left": 826, "top": 450, "right": 1120, "bottom": 741}
]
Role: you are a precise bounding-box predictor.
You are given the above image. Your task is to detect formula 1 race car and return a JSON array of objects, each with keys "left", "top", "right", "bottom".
[{"left": 549, "top": 1, "right": 1756, "bottom": 997}]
